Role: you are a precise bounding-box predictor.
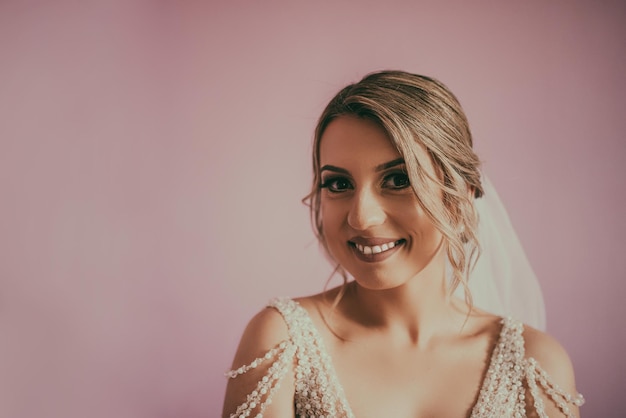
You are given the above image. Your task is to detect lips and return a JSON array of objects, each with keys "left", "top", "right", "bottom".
[
  {"left": 354, "top": 240, "right": 398, "bottom": 255},
  {"left": 348, "top": 237, "right": 406, "bottom": 262}
]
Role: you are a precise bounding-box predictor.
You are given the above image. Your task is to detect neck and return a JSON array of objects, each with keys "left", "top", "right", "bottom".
[{"left": 345, "top": 250, "right": 469, "bottom": 347}]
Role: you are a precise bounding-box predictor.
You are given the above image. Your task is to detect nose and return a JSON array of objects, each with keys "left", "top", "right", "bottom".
[{"left": 347, "top": 187, "right": 386, "bottom": 230}]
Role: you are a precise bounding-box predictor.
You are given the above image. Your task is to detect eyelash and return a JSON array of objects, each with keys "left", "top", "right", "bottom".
[
  {"left": 320, "top": 171, "right": 411, "bottom": 193},
  {"left": 320, "top": 176, "right": 353, "bottom": 193},
  {"left": 382, "top": 171, "right": 411, "bottom": 189}
]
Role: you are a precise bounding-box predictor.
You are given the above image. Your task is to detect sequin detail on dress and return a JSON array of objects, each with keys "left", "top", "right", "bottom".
[
  {"left": 226, "top": 298, "right": 583, "bottom": 418},
  {"left": 470, "top": 318, "right": 584, "bottom": 417}
]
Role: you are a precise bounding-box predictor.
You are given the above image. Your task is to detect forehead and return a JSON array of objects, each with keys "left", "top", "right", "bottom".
[{"left": 319, "top": 116, "right": 401, "bottom": 167}]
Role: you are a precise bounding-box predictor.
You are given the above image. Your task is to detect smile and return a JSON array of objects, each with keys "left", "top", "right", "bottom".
[
  {"left": 354, "top": 240, "right": 399, "bottom": 255},
  {"left": 348, "top": 238, "right": 406, "bottom": 263}
]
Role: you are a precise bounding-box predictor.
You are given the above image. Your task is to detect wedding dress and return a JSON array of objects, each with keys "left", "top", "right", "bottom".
[
  {"left": 226, "top": 176, "right": 583, "bottom": 417},
  {"left": 226, "top": 298, "right": 584, "bottom": 418}
]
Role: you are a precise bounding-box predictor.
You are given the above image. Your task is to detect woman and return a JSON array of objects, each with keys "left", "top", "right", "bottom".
[{"left": 222, "top": 71, "right": 584, "bottom": 417}]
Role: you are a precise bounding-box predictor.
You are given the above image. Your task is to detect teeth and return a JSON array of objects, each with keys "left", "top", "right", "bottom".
[{"left": 354, "top": 240, "right": 399, "bottom": 255}]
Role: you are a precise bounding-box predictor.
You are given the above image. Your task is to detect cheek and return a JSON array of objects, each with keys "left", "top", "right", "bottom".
[
  {"left": 398, "top": 202, "right": 441, "bottom": 239},
  {"left": 413, "top": 217, "right": 443, "bottom": 247},
  {"left": 391, "top": 197, "right": 425, "bottom": 223},
  {"left": 320, "top": 202, "right": 338, "bottom": 233},
  {"left": 320, "top": 201, "right": 346, "bottom": 249}
]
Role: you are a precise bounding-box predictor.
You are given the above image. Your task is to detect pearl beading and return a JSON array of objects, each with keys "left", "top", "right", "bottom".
[
  {"left": 471, "top": 317, "right": 585, "bottom": 418},
  {"left": 226, "top": 298, "right": 353, "bottom": 418},
  {"left": 226, "top": 300, "right": 584, "bottom": 418},
  {"left": 275, "top": 297, "right": 354, "bottom": 417},
  {"left": 226, "top": 339, "right": 296, "bottom": 418},
  {"left": 525, "top": 358, "right": 585, "bottom": 418}
]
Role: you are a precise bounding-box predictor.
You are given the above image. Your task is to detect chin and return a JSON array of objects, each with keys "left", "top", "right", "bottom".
[
  {"left": 347, "top": 268, "right": 419, "bottom": 291},
  {"left": 330, "top": 245, "right": 434, "bottom": 290}
]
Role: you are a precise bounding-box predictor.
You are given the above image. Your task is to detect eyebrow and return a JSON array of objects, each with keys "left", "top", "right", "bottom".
[
  {"left": 320, "top": 158, "right": 405, "bottom": 174},
  {"left": 375, "top": 157, "right": 405, "bottom": 171}
]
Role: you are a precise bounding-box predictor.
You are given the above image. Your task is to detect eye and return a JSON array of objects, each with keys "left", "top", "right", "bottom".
[
  {"left": 320, "top": 176, "right": 354, "bottom": 193},
  {"left": 382, "top": 171, "right": 410, "bottom": 189}
]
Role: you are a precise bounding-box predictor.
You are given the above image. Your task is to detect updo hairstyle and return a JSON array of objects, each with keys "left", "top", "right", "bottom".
[{"left": 304, "top": 70, "right": 484, "bottom": 304}]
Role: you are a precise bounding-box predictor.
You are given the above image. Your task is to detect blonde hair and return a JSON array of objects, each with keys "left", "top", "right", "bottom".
[{"left": 304, "top": 70, "right": 484, "bottom": 307}]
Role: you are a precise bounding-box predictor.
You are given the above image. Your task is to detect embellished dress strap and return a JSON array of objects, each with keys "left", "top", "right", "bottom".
[
  {"left": 270, "top": 298, "right": 354, "bottom": 417},
  {"left": 472, "top": 317, "right": 528, "bottom": 417},
  {"left": 471, "top": 317, "right": 584, "bottom": 418},
  {"left": 524, "top": 357, "right": 585, "bottom": 418},
  {"left": 225, "top": 298, "right": 354, "bottom": 418}
]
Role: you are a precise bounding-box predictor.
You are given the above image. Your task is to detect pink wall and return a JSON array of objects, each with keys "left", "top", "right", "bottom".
[{"left": 1, "top": 1, "right": 624, "bottom": 417}]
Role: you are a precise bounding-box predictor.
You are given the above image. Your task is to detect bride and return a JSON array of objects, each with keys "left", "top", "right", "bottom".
[{"left": 222, "top": 70, "right": 584, "bottom": 417}]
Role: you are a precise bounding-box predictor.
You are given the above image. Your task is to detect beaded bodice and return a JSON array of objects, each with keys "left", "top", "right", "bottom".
[{"left": 226, "top": 298, "right": 584, "bottom": 418}]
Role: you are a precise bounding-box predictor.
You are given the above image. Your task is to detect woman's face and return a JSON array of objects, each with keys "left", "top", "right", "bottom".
[{"left": 319, "top": 116, "right": 444, "bottom": 290}]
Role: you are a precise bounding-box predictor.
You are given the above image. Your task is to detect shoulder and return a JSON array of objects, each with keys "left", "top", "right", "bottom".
[
  {"left": 239, "top": 304, "right": 291, "bottom": 352},
  {"left": 522, "top": 325, "right": 577, "bottom": 390},
  {"left": 221, "top": 305, "right": 294, "bottom": 418},
  {"left": 521, "top": 324, "right": 582, "bottom": 417}
]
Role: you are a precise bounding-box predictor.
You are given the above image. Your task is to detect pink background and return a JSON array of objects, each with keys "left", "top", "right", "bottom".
[{"left": 1, "top": 1, "right": 624, "bottom": 417}]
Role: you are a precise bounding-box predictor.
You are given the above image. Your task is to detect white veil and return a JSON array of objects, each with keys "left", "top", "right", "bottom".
[{"left": 454, "top": 175, "right": 546, "bottom": 330}]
